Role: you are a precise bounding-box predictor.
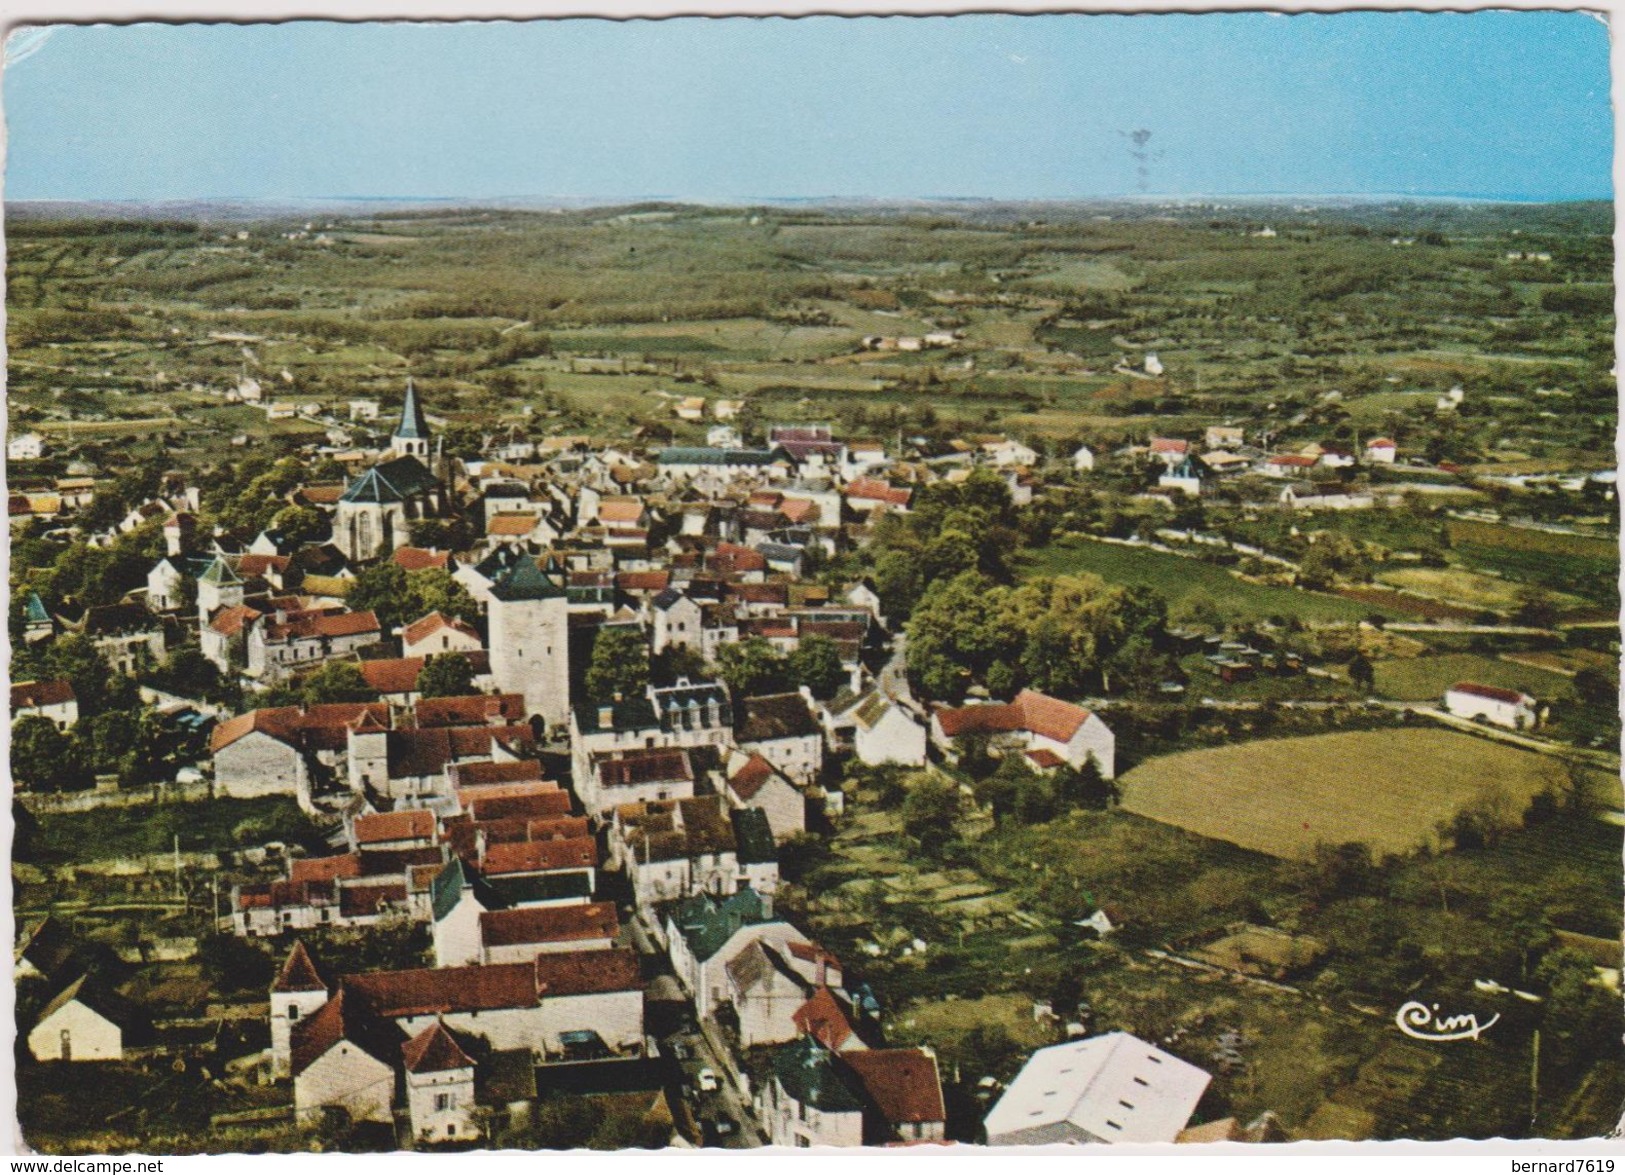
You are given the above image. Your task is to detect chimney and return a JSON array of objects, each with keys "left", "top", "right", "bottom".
[
  {"left": 598, "top": 703, "right": 615, "bottom": 728},
  {"left": 475, "top": 827, "right": 487, "bottom": 866},
  {"left": 816, "top": 953, "right": 828, "bottom": 989}
]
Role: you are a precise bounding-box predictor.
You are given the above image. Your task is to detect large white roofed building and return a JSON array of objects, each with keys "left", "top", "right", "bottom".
[{"left": 983, "top": 1032, "right": 1211, "bottom": 1146}]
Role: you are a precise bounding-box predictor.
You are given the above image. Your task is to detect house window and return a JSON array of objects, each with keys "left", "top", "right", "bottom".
[
  {"left": 288, "top": 1005, "right": 301, "bottom": 1021},
  {"left": 436, "top": 1092, "right": 456, "bottom": 1112}
]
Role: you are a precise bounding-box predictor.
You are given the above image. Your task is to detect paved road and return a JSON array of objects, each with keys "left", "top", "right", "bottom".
[
  {"left": 680, "top": 1024, "right": 764, "bottom": 1148},
  {"left": 879, "top": 632, "right": 913, "bottom": 704},
  {"left": 1407, "top": 704, "right": 1621, "bottom": 770}
]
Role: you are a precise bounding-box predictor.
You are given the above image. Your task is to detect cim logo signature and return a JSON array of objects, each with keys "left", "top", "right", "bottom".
[{"left": 1395, "top": 1000, "right": 1500, "bottom": 1042}]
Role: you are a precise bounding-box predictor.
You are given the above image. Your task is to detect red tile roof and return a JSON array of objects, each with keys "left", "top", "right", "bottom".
[
  {"left": 531, "top": 948, "right": 643, "bottom": 997},
  {"left": 466, "top": 789, "right": 572, "bottom": 822},
  {"left": 272, "top": 940, "right": 328, "bottom": 994},
  {"left": 402, "top": 611, "right": 480, "bottom": 649},
  {"left": 597, "top": 748, "right": 693, "bottom": 790},
  {"left": 210, "top": 703, "right": 389, "bottom": 753},
  {"left": 481, "top": 836, "right": 598, "bottom": 876},
  {"left": 842, "top": 1048, "right": 945, "bottom": 1126},
  {"left": 598, "top": 498, "right": 646, "bottom": 524},
  {"left": 262, "top": 609, "right": 380, "bottom": 642},
  {"left": 386, "top": 725, "right": 536, "bottom": 779},
  {"left": 615, "top": 570, "right": 670, "bottom": 593},
  {"left": 728, "top": 752, "right": 778, "bottom": 801},
  {"left": 11, "top": 679, "right": 76, "bottom": 710},
  {"left": 353, "top": 809, "right": 436, "bottom": 846},
  {"left": 401, "top": 1019, "right": 474, "bottom": 1074},
  {"left": 360, "top": 657, "right": 426, "bottom": 696},
  {"left": 413, "top": 693, "right": 525, "bottom": 728},
  {"left": 1449, "top": 681, "right": 1533, "bottom": 705},
  {"left": 792, "top": 986, "right": 856, "bottom": 1051},
  {"left": 290, "top": 989, "right": 389, "bottom": 1076},
  {"left": 290, "top": 853, "right": 364, "bottom": 884},
  {"left": 446, "top": 814, "right": 590, "bottom": 862},
  {"left": 392, "top": 547, "right": 450, "bottom": 572},
  {"left": 237, "top": 554, "right": 292, "bottom": 579},
  {"left": 296, "top": 484, "right": 346, "bottom": 506},
  {"left": 207, "top": 604, "right": 262, "bottom": 638},
  {"left": 779, "top": 498, "right": 820, "bottom": 525},
  {"left": 487, "top": 512, "right": 540, "bottom": 536},
  {"left": 348, "top": 962, "right": 540, "bottom": 1017},
  {"left": 345, "top": 950, "right": 641, "bottom": 1017},
  {"left": 932, "top": 689, "right": 1092, "bottom": 743},
  {"left": 449, "top": 759, "right": 550, "bottom": 789},
  {"left": 845, "top": 477, "right": 912, "bottom": 507},
  {"left": 480, "top": 901, "right": 620, "bottom": 949},
  {"left": 339, "top": 881, "right": 410, "bottom": 918},
  {"left": 1150, "top": 437, "right": 1190, "bottom": 454},
  {"left": 711, "top": 542, "right": 767, "bottom": 574}
]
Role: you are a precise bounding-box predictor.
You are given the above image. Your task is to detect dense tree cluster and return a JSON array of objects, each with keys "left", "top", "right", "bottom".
[{"left": 905, "top": 571, "right": 1173, "bottom": 702}]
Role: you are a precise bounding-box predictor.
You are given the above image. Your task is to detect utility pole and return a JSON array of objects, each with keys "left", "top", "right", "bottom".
[{"left": 1529, "top": 1027, "right": 1540, "bottom": 1131}]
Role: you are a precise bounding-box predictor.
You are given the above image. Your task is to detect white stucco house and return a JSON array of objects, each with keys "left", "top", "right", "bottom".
[{"left": 1443, "top": 682, "right": 1539, "bottom": 730}]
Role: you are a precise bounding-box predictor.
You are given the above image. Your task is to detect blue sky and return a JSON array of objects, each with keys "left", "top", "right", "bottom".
[{"left": 3, "top": 12, "right": 1612, "bottom": 202}]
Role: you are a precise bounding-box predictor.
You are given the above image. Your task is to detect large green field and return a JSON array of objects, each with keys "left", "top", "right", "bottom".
[
  {"left": 8, "top": 199, "right": 1615, "bottom": 471},
  {"left": 19, "top": 796, "right": 319, "bottom": 866},
  {"left": 1022, "top": 536, "right": 1383, "bottom": 623},
  {"left": 1372, "top": 652, "right": 1576, "bottom": 702},
  {"left": 1118, "top": 728, "right": 1570, "bottom": 859}
]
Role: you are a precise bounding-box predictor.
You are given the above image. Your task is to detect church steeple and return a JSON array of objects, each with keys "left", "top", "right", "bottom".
[{"left": 391, "top": 378, "right": 431, "bottom": 459}]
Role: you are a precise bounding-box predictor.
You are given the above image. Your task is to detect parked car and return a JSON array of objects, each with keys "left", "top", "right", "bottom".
[{"left": 702, "top": 1114, "right": 737, "bottom": 1142}]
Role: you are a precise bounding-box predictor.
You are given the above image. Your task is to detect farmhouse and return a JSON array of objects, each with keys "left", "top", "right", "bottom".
[
  {"left": 210, "top": 702, "right": 388, "bottom": 801},
  {"left": 844, "top": 477, "right": 913, "bottom": 514},
  {"left": 932, "top": 689, "right": 1115, "bottom": 778},
  {"left": 401, "top": 611, "right": 482, "bottom": 658},
  {"left": 11, "top": 679, "right": 79, "bottom": 731},
  {"left": 28, "top": 974, "right": 147, "bottom": 1063},
  {"left": 1148, "top": 437, "right": 1189, "bottom": 468},
  {"left": 1444, "top": 682, "right": 1539, "bottom": 730}
]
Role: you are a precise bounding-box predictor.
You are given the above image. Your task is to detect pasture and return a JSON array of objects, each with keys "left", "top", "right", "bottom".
[
  {"left": 1117, "top": 729, "right": 1567, "bottom": 859},
  {"left": 1377, "top": 565, "right": 1580, "bottom": 612},
  {"left": 1023, "top": 537, "right": 1382, "bottom": 623},
  {"left": 1371, "top": 652, "right": 1575, "bottom": 702}
]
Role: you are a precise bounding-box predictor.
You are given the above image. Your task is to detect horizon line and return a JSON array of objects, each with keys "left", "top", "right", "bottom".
[{"left": 8, "top": 191, "right": 1612, "bottom": 208}]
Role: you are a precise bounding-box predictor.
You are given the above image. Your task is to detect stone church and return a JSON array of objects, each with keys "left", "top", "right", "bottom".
[{"left": 333, "top": 380, "right": 447, "bottom": 563}]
